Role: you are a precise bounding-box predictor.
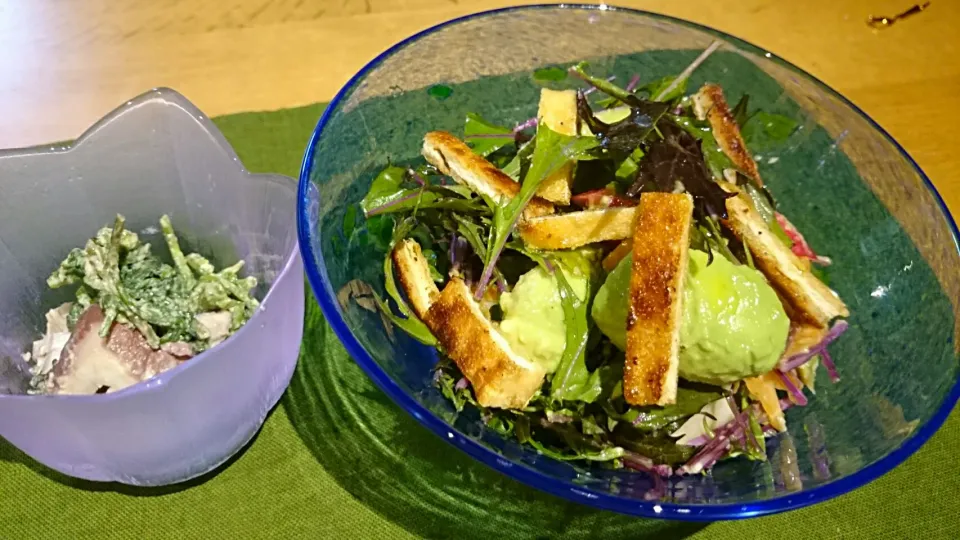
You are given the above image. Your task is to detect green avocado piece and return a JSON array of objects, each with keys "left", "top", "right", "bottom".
[
  {"left": 498, "top": 253, "right": 595, "bottom": 374},
  {"left": 590, "top": 250, "right": 790, "bottom": 384},
  {"left": 590, "top": 252, "right": 633, "bottom": 351}
]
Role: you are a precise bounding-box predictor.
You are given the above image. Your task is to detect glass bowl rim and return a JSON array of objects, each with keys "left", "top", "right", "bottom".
[{"left": 296, "top": 3, "right": 960, "bottom": 520}]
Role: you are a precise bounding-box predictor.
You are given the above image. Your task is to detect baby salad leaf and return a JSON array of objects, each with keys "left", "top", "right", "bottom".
[
  {"left": 737, "top": 181, "right": 794, "bottom": 248},
  {"left": 698, "top": 130, "right": 736, "bottom": 179},
  {"left": 595, "top": 74, "right": 687, "bottom": 109},
  {"left": 641, "top": 75, "right": 688, "bottom": 103},
  {"left": 740, "top": 182, "right": 776, "bottom": 222},
  {"left": 381, "top": 219, "right": 430, "bottom": 317},
  {"left": 629, "top": 120, "right": 734, "bottom": 219},
  {"left": 614, "top": 147, "right": 645, "bottom": 183},
  {"left": 464, "top": 113, "right": 514, "bottom": 157},
  {"left": 475, "top": 125, "right": 600, "bottom": 297},
  {"left": 452, "top": 214, "right": 510, "bottom": 288},
  {"left": 452, "top": 214, "right": 488, "bottom": 257},
  {"left": 702, "top": 216, "right": 740, "bottom": 265},
  {"left": 365, "top": 214, "right": 396, "bottom": 253},
  {"left": 361, "top": 166, "right": 409, "bottom": 215},
  {"left": 382, "top": 244, "right": 413, "bottom": 318},
  {"left": 576, "top": 92, "right": 670, "bottom": 157},
  {"left": 435, "top": 361, "right": 478, "bottom": 411},
  {"left": 673, "top": 116, "right": 735, "bottom": 179},
  {"left": 378, "top": 220, "right": 437, "bottom": 344},
  {"left": 532, "top": 66, "right": 569, "bottom": 83},
  {"left": 527, "top": 434, "right": 625, "bottom": 462},
  {"left": 501, "top": 138, "right": 535, "bottom": 181},
  {"left": 741, "top": 111, "right": 799, "bottom": 148},
  {"left": 549, "top": 267, "right": 602, "bottom": 403},
  {"left": 366, "top": 190, "right": 436, "bottom": 217},
  {"left": 569, "top": 62, "right": 636, "bottom": 106},
  {"left": 612, "top": 427, "right": 697, "bottom": 467},
  {"left": 622, "top": 384, "right": 725, "bottom": 431},
  {"left": 372, "top": 291, "right": 437, "bottom": 346},
  {"left": 725, "top": 92, "right": 798, "bottom": 147},
  {"left": 509, "top": 407, "right": 626, "bottom": 463},
  {"left": 364, "top": 173, "right": 491, "bottom": 217},
  {"left": 569, "top": 62, "right": 677, "bottom": 114}
]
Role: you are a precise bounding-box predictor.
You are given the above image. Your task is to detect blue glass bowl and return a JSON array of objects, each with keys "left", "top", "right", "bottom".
[{"left": 297, "top": 4, "right": 960, "bottom": 520}]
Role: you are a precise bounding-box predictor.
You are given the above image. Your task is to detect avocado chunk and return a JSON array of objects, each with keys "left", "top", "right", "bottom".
[
  {"left": 498, "top": 254, "right": 593, "bottom": 374},
  {"left": 591, "top": 250, "right": 790, "bottom": 384}
]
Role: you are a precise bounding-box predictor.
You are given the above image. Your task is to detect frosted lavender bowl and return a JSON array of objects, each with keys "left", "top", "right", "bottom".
[{"left": 0, "top": 88, "right": 304, "bottom": 486}]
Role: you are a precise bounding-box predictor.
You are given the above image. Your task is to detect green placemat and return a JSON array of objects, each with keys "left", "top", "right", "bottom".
[{"left": 1, "top": 104, "right": 957, "bottom": 540}]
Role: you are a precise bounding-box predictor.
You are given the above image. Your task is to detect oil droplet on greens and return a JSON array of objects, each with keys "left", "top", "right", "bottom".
[
  {"left": 532, "top": 66, "right": 568, "bottom": 83},
  {"left": 428, "top": 84, "right": 453, "bottom": 101}
]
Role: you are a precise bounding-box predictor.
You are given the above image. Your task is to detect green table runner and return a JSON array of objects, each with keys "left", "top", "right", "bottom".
[{"left": 1, "top": 104, "right": 957, "bottom": 539}]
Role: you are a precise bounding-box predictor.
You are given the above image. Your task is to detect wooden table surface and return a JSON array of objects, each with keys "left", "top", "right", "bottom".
[{"left": 0, "top": 0, "right": 957, "bottom": 215}]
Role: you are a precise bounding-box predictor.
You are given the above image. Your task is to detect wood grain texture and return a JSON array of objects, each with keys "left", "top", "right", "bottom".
[{"left": 0, "top": 0, "right": 956, "bottom": 216}]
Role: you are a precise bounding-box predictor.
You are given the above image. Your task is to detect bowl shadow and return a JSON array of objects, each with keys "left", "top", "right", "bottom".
[{"left": 283, "top": 301, "right": 711, "bottom": 539}]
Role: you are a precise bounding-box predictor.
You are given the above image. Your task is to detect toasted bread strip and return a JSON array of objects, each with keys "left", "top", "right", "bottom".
[
  {"left": 720, "top": 183, "right": 849, "bottom": 327},
  {"left": 391, "top": 239, "right": 440, "bottom": 319},
  {"left": 518, "top": 207, "right": 637, "bottom": 250},
  {"left": 424, "top": 278, "right": 545, "bottom": 408},
  {"left": 693, "top": 84, "right": 762, "bottom": 185},
  {"left": 536, "top": 89, "right": 578, "bottom": 205},
  {"left": 624, "top": 193, "right": 694, "bottom": 406},
  {"left": 602, "top": 239, "right": 633, "bottom": 272},
  {"left": 422, "top": 131, "right": 554, "bottom": 219},
  {"left": 393, "top": 240, "right": 545, "bottom": 408}
]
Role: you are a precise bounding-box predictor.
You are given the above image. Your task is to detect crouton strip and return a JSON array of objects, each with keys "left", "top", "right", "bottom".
[
  {"left": 392, "top": 239, "right": 440, "bottom": 319},
  {"left": 422, "top": 131, "right": 554, "bottom": 219},
  {"left": 602, "top": 239, "right": 633, "bottom": 272},
  {"left": 518, "top": 207, "right": 637, "bottom": 250},
  {"left": 535, "top": 89, "right": 578, "bottom": 205},
  {"left": 693, "top": 84, "right": 763, "bottom": 186},
  {"left": 624, "top": 193, "right": 694, "bottom": 406},
  {"left": 424, "top": 278, "right": 545, "bottom": 409},
  {"left": 721, "top": 187, "right": 849, "bottom": 327}
]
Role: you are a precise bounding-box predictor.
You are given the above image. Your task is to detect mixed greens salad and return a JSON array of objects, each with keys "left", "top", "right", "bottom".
[
  {"left": 25, "top": 215, "right": 258, "bottom": 395},
  {"left": 351, "top": 45, "right": 851, "bottom": 479}
]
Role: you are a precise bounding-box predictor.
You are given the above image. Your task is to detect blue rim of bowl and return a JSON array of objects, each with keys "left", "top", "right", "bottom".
[{"left": 297, "top": 3, "right": 960, "bottom": 521}]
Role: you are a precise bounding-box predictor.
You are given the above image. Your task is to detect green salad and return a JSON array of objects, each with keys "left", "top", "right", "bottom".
[
  {"left": 350, "top": 45, "right": 851, "bottom": 480},
  {"left": 25, "top": 215, "right": 258, "bottom": 395}
]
